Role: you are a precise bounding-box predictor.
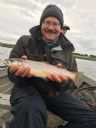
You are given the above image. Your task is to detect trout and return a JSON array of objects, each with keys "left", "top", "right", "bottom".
[{"left": 4, "top": 58, "right": 82, "bottom": 86}]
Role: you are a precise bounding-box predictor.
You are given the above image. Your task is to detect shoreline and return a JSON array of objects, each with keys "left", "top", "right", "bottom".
[{"left": 0, "top": 42, "right": 96, "bottom": 61}]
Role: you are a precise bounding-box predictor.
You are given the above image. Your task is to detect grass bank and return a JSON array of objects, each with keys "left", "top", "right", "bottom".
[
  {"left": 0, "top": 41, "right": 96, "bottom": 61},
  {"left": 0, "top": 42, "right": 14, "bottom": 48},
  {"left": 73, "top": 53, "right": 96, "bottom": 61}
]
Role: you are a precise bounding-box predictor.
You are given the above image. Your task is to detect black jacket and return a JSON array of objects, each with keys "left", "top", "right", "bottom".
[{"left": 8, "top": 25, "right": 78, "bottom": 94}]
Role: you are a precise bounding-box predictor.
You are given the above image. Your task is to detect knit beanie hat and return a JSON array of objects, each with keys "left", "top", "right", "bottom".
[{"left": 40, "top": 5, "right": 64, "bottom": 28}]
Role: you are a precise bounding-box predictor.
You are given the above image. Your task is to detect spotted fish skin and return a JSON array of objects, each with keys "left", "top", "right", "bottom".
[{"left": 4, "top": 58, "right": 82, "bottom": 87}]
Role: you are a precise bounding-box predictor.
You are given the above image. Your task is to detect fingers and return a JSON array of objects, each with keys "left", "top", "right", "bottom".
[
  {"left": 59, "top": 74, "right": 68, "bottom": 81},
  {"left": 47, "top": 74, "right": 68, "bottom": 83},
  {"left": 15, "top": 66, "right": 29, "bottom": 77},
  {"left": 15, "top": 66, "right": 35, "bottom": 78},
  {"left": 9, "top": 66, "right": 18, "bottom": 73},
  {"left": 19, "top": 67, "right": 35, "bottom": 78},
  {"left": 50, "top": 74, "right": 62, "bottom": 83},
  {"left": 9, "top": 56, "right": 35, "bottom": 78},
  {"left": 9, "top": 65, "right": 35, "bottom": 78},
  {"left": 56, "top": 63, "right": 62, "bottom": 68},
  {"left": 21, "top": 55, "right": 28, "bottom": 60}
]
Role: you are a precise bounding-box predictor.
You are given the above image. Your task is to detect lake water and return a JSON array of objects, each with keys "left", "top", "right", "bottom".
[
  {"left": 77, "top": 59, "right": 96, "bottom": 80},
  {"left": 0, "top": 46, "right": 96, "bottom": 80}
]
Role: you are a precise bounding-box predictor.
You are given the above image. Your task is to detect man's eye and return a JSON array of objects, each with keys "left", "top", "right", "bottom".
[{"left": 46, "top": 22, "right": 51, "bottom": 25}]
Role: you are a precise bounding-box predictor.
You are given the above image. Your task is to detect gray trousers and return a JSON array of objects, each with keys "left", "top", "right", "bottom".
[{"left": 10, "top": 85, "right": 96, "bottom": 128}]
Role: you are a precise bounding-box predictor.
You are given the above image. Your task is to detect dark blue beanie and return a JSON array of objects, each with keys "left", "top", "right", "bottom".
[{"left": 40, "top": 5, "right": 64, "bottom": 28}]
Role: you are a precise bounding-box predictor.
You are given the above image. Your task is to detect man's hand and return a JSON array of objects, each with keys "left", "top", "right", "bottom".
[
  {"left": 21, "top": 55, "right": 28, "bottom": 60},
  {"left": 9, "top": 55, "right": 35, "bottom": 78},
  {"left": 9, "top": 65, "right": 33, "bottom": 78},
  {"left": 47, "top": 63, "right": 68, "bottom": 83}
]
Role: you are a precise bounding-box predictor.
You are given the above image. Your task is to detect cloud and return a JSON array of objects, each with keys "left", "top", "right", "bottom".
[{"left": 0, "top": 0, "right": 96, "bottom": 55}]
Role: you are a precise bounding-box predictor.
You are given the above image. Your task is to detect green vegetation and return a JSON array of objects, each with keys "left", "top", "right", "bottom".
[
  {"left": 73, "top": 53, "right": 96, "bottom": 61},
  {"left": 0, "top": 41, "right": 96, "bottom": 61},
  {"left": 0, "top": 42, "right": 14, "bottom": 48}
]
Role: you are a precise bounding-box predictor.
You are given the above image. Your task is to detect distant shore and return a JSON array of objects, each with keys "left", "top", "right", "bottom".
[
  {"left": 73, "top": 53, "right": 96, "bottom": 61},
  {"left": 0, "top": 42, "right": 96, "bottom": 61},
  {"left": 0, "top": 42, "right": 14, "bottom": 48}
]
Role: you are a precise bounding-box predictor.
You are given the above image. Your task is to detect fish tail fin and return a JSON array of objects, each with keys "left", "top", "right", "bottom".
[{"left": 73, "top": 71, "right": 83, "bottom": 88}]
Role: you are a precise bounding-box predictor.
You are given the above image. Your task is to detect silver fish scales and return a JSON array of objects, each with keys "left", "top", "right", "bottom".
[{"left": 3, "top": 58, "right": 82, "bottom": 87}]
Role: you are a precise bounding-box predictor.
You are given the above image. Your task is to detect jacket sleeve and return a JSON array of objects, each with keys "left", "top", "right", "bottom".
[
  {"left": 60, "top": 53, "right": 78, "bottom": 90},
  {"left": 66, "top": 53, "right": 78, "bottom": 89},
  {"left": 69, "top": 53, "right": 78, "bottom": 72},
  {"left": 8, "top": 36, "right": 30, "bottom": 83},
  {"left": 9, "top": 36, "right": 27, "bottom": 58}
]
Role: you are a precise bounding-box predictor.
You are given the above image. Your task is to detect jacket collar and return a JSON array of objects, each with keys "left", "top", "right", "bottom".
[{"left": 29, "top": 25, "right": 75, "bottom": 52}]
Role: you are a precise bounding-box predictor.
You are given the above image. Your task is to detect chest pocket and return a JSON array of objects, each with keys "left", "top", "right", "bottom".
[
  {"left": 27, "top": 53, "right": 45, "bottom": 61},
  {"left": 51, "top": 50, "right": 70, "bottom": 69},
  {"left": 25, "top": 45, "right": 45, "bottom": 61}
]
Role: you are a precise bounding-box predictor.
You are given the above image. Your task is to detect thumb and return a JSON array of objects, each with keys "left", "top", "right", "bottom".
[
  {"left": 56, "top": 63, "right": 62, "bottom": 68},
  {"left": 21, "top": 55, "right": 28, "bottom": 60}
]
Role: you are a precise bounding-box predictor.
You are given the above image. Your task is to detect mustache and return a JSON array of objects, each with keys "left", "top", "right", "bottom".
[{"left": 45, "top": 29, "right": 57, "bottom": 34}]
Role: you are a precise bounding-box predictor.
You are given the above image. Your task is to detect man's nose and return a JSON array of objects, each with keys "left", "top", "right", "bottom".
[{"left": 47, "top": 24, "right": 54, "bottom": 29}]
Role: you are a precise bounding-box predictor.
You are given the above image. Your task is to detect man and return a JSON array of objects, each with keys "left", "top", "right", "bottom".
[
  {"left": 8, "top": 4, "right": 96, "bottom": 128},
  {"left": 61, "top": 24, "right": 70, "bottom": 35}
]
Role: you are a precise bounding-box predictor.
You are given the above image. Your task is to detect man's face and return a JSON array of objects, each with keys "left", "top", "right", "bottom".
[{"left": 41, "top": 17, "right": 61, "bottom": 41}]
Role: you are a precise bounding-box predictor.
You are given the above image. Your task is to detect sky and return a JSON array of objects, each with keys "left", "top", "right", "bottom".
[{"left": 0, "top": 0, "right": 96, "bottom": 55}]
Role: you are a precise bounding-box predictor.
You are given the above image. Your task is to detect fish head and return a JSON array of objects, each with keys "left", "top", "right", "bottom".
[{"left": 4, "top": 58, "right": 23, "bottom": 67}]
